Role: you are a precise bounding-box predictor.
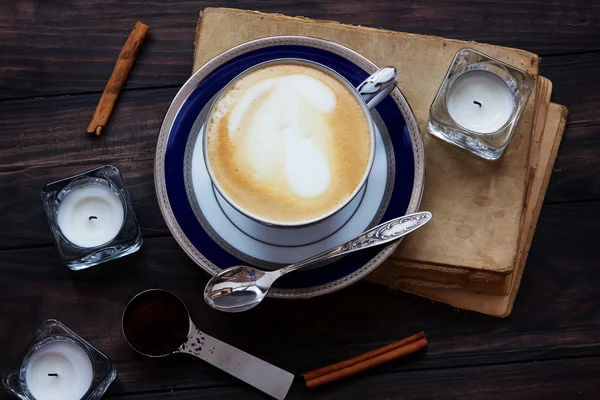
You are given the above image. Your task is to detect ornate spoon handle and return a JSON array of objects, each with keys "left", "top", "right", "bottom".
[
  {"left": 278, "top": 211, "right": 432, "bottom": 276},
  {"left": 357, "top": 67, "right": 398, "bottom": 110}
]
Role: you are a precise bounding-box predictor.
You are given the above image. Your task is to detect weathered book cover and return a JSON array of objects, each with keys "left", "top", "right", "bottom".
[
  {"left": 370, "top": 77, "right": 554, "bottom": 295},
  {"left": 401, "top": 103, "right": 568, "bottom": 317}
]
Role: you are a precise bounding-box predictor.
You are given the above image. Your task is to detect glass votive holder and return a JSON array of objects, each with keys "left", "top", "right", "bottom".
[
  {"left": 428, "top": 48, "right": 534, "bottom": 160},
  {"left": 2, "top": 319, "right": 117, "bottom": 400},
  {"left": 41, "top": 164, "right": 142, "bottom": 270}
]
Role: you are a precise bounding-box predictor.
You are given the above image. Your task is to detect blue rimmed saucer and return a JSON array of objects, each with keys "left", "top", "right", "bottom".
[{"left": 155, "top": 36, "right": 424, "bottom": 299}]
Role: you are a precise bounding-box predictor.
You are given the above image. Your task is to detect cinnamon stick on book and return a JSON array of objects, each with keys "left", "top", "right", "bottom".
[
  {"left": 302, "top": 331, "right": 427, "bottom": 388},
  {"left": 86, "top": 21, "right": 149, "bottom": 136}
]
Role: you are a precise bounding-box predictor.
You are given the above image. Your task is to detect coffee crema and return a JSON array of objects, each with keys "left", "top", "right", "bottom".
[{"left": 206, "top": 63, "right": 371, "bottom": 223}]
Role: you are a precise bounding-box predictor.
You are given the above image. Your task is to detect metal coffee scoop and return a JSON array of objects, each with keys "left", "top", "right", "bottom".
[{"left": 122, "top": 289, "right": 294, "bottom": 399}]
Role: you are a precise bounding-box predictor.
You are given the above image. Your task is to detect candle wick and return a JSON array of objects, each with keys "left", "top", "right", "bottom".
[
  {"left": 48, "top": 373, "right": 58, "bottom": 377},
  {"left": 473, "top": 101, "right": 482, "bottom": 107},
  {"left": 89, "top": 216, "right": 98, "bottom": 220}
]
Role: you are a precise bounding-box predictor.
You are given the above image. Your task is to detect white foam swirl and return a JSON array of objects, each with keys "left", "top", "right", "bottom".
[{"left": 227, "top": 73, "right": 337, "bottom": 198}]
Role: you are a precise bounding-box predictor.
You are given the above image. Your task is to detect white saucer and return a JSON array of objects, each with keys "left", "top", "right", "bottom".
[{"left": 186, "top": 109, "right": 394, "bottom": 269}]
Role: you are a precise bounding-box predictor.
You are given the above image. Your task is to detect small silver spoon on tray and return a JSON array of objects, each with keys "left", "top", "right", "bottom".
[{"left": 204, "top": 211, "right": 432, "bottom": 312}]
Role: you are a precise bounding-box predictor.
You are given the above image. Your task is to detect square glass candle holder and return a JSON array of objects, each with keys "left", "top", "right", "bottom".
[
  {"left": 2, "top": 319, "right": 117, "bottom": 400},
  {"left": 428, "top": 48, "right": 534, "bottom": 160},
  {"left": 41, "top": 165, "right": 142, "bottom": 270}
]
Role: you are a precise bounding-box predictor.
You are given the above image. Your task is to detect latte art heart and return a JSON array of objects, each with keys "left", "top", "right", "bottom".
[{"left": 206, "top": 64, "right": 371, "bottom": 223}]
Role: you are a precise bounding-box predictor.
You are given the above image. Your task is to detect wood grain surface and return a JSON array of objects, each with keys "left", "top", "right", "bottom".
[
  {"left": 1, "top": 1, "right": 599, "bottom": 399},
  {"left": 0, "top": 1, "right": 599, "bottom": 100}
]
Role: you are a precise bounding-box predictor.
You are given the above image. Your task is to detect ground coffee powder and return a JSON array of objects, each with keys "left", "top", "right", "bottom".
[{"left": 122, "top": 290, "right": 190, "bottom": 356}]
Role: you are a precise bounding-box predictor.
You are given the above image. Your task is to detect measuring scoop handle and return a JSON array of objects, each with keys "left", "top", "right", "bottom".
[{"left": 177, "top": 324, "right": 294, "bottom": 400}]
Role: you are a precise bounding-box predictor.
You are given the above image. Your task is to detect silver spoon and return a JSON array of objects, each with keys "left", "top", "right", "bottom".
[{"left": 204, "top": 211, "right": 432, "bottom": 312}]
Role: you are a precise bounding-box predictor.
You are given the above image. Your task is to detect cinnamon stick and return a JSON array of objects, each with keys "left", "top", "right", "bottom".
[
  {"left": 86, "top": 21, "right": 149, "bottom": 136},
  {"left": 302, "top": 331, "right": 425, "bottom": 381},
  {"left": 302, "top": 332, "right": 427, "bottom": 388}
]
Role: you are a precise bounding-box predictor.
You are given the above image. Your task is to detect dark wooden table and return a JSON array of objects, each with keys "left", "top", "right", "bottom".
[{"left": 1, "top": 1, "right": 599, "bottom": 399}]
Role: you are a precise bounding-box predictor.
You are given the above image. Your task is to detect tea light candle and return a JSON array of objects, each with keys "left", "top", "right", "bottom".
[
  {"left": 446, "top": 70, "right": 515, "bottom": 134},
  {"left": 57, "top": 183, "right": 125, "bottom": 248},
  {"left": 24, "top": 340, "right": 94, "bottom": 400}
]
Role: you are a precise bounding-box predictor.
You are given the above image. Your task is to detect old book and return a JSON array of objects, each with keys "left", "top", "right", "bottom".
[
  {"left": 191, "top": 8, "right": 567, "bottom": 315},
  {"left": 398, "top": 103, "right": 568, "bottom": 317},
  {"left": 370, "top": 77, "right": 554, "bottom": 295},
  {"left": 193, "top": 7, "right": 538, "bottom": 282}
]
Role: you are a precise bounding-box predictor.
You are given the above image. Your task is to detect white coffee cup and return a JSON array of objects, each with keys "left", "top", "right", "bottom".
[{"left": 202, "top": 58, "right": 397, "bottom": 228}]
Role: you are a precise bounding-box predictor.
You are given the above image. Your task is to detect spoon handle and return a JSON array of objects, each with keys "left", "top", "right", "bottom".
[
  {"left": 279, "top": 211, "right": 432, "bottom": 276},
  {"left": 357, "top": 67, "right": 398, "bottom": 110}
]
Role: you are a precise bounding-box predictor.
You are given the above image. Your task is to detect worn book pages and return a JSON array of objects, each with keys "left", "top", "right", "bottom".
[
  {"left": 193, "top": 7, "right": 539, "bottom": 278},
  {"left": 369, "top": 77, "right": 554, "bottom": 295},
  {"left": 400, "top": 103, "right": 568, "bottom": 317}
]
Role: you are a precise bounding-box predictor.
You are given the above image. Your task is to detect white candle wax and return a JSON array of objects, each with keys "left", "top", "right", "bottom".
[
  {"left": 57, "top": 183, "right": 125, "bottom": 248},
  {"left": 446, "top": 70, "right": 515, "bottom": 134},
  {"left": 25, "top": 341, "right": 94, "bottom": 400}
]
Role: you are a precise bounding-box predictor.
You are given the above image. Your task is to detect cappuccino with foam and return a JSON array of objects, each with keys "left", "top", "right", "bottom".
[{"left": 206, "top": 63, "right": 372, "bottom": 224}]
